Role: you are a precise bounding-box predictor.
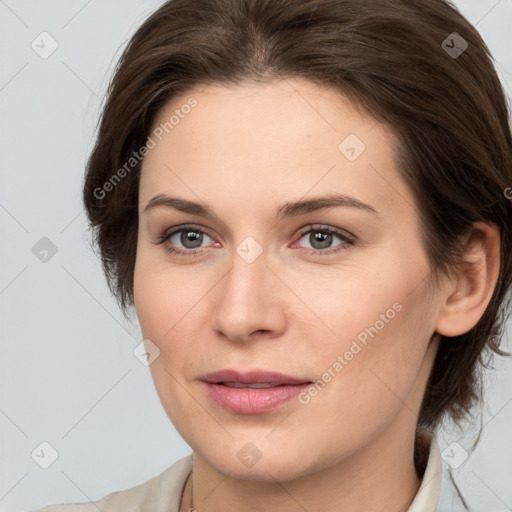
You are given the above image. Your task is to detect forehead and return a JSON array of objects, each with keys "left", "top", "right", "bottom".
[
  {"left": 139, "top": 78, "right": 410, "bottom": 218},
  {"left": 149, "top": 78, "right": 382, "bottom": 157}
]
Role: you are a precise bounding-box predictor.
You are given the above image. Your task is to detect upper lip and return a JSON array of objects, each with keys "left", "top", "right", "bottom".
[{"left": 200, "top": 369, "right": 311, "bottom": 385}]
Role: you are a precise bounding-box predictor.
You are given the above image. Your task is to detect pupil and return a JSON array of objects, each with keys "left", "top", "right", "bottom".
[
  {"left": 312, "top": 231, "right": 331, "bottom": 249},
  {"left": 182, "top": 230, "right": 202, "bottom": 248}
]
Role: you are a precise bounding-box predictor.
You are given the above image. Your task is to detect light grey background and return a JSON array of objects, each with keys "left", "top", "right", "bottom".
[{"left": 1, "top": 1, "right": 511, "bottom": 511}]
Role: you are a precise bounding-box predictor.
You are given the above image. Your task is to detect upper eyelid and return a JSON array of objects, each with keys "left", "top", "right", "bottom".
[
  {"left": 297, "top": 224, "right": 355, "bottom": 240},
  {"left": 165, "top": 224, "right": 215, "bottom": 240}
]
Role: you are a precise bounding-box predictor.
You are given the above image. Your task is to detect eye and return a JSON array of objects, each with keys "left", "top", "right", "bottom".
[
  {"left": 293, "top": 225, "right": 355, "bottom": 255},
  {"left": 152, "top": 223, "right": 355, "bottom": 257},
  {"left": 153, "top": 225, "right": 215, "bottom": 256}
]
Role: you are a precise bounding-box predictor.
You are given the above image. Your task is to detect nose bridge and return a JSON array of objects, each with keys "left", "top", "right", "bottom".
[
  {"left": 212, "top": 234, "right": 285, "bottom": 341},
  {"left": 222, "top": 235, "right": 269, "bottom": 308}
]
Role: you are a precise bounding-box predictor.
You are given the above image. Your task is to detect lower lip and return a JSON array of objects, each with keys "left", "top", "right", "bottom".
[{"left": 203, "top": 382, "right": 311, "bottom": 414}]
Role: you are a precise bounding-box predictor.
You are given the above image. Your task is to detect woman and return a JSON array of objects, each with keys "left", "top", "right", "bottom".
[{"left": 36, "top": 0, "right": 512, "bottom": 510}]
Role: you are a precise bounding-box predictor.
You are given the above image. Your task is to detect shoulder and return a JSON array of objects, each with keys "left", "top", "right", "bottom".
[{"left": 34, "top": 455, "right": 193, "bottom": 512}]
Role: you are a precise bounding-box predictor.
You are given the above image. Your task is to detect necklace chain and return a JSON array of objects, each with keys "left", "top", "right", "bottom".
[{"left": 190, "top": 473, "right": 194, "bottom": 511}]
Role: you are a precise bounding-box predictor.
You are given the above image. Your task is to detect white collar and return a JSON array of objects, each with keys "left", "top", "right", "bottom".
[{"left": 407, "top": 434, "right": 443, "bottom": 511}]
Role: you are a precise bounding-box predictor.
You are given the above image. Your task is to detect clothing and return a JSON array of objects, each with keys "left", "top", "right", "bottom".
[{"left": 34, "top": 435, "right": 465, "bottom": 511}]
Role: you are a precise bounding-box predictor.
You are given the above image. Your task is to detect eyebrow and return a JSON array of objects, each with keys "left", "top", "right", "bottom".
[{"left": 143, "top": 193, "right": 378, "bottom": 220}]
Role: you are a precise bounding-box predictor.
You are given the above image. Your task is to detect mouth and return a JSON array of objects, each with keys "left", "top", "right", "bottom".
[{"left": 200, "top": 369, "right": 312, "bottom": 414}]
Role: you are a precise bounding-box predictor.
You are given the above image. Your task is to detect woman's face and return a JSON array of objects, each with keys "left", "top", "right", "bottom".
[{"left": 134, "top": 78, "right": 445, "bottom": 481}]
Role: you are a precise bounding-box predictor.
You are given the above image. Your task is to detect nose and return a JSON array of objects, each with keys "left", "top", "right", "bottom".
[{"left": 211, "top": 242, "right": 287, "bottom": 344}]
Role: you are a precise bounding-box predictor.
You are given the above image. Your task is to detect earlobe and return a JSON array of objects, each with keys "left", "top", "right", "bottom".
[{"left": 435, "top": 221, "right": 500, "bottom": 337}]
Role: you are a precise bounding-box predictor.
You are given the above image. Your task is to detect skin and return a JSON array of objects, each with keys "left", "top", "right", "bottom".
[{"left": 133, "top": 78, "right": 500, "bottom": 512}]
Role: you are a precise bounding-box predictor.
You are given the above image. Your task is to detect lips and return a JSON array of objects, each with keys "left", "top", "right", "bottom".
[
  {"left": 201, "top": 369, "right": 310, "bottom": 386},
  {"left": 200, "top": 369, "right": 312, "bottom": 414}
]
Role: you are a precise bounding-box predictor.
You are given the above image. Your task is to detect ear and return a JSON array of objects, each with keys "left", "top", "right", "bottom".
[{"left": 436, "top": 221, "right": 500, "bottom": 337}]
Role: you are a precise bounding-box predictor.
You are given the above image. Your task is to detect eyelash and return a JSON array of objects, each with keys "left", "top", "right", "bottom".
[{"left": 152, "top": 223, "right": 356, "bottom": 257}]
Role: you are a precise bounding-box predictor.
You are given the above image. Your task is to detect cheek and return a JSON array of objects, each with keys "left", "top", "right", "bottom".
[
  {"left": 133, "top": 257, "right": 204, "bottom": 432},
  {"left": 133, "top": 250, "right": 212, "bottom": 387},
  {"left": 295, "top": 254, "right": 436, "bottom": 409},
  {"left": 133, "top": 243, "right": 207, "bottom": 340},
  {"left": 294, "top": 267, "right": 413, "bottom": 356}
]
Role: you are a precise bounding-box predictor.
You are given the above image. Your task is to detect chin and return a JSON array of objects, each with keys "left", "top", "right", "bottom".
[{"left": 197, "top": 439, "right": 323, "bottom": 483}]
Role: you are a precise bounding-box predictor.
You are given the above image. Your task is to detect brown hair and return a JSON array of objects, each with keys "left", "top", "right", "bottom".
[{"left": 83, "top": 0, "right": 512, "bottom": 435}]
